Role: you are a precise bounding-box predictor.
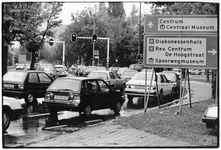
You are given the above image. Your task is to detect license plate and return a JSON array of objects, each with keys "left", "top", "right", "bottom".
[
  {"left": 54, "top": 95, "right": 69, "bottom": 100},
  {"left": 4, "top": 84, "right": 14, "bottom": 88},
  {"left": 134, "top": 85, "right": 145, "bottom": 89}
]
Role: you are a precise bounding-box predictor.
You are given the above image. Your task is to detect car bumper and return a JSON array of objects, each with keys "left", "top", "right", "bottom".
[
  {"left": 125, "top": 88, "right": 157, "bottom": 97},
  {"left": 202, "top": 116, "right": 218, "bottom": 124},
  {"left": 3, "top": 90, "right": 27, "bottom": 98},
  {"left": 10, "top": 109, "right": 23, "bottom": 120},
  {"left": 43, "top": 101, "right": 80, "bottom": 112}
]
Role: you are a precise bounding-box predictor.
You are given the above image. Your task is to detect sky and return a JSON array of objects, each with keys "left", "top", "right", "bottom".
[{"left": 59, "top": 2, "right": 151, "bottom": 25}]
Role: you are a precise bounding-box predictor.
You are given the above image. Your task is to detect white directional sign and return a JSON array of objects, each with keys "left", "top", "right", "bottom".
[
  {"left": 144, "top": 35, "right": 217, "bottom": 69},
  {"left": 144, "top": 15, "right": 217, "bottom": 34}
]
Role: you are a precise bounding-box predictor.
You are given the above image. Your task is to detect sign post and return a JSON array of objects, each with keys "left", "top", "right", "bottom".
[{"left": 143, "top": 15, "right": 218, "bottom": 113}]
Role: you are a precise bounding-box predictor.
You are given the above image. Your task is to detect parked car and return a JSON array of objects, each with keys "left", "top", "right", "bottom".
[
  {"left": 87, "top": 71, "right": 125, "bottom": 93},
  {"left": 16, "top": 63, "right": 27, "bottom": 70},
  {"left": 129, "top": 63, "right": 144, "bottom": 72},
  {"left": 108, "top": 67, "right": 120, "bottom": 73},
  {"left": 189, "top": 69, "right": 205, "bottom": 75},
  {"left": 120, "top": 69, "right": 138, "bottom": 82},
  {"left": 43, "top": 77, "right": 125, "bottom": 118},
  {"left": 116, "top": 67, "right": 129, "bottom": 77},
  {"left": 125, "top": 72, "right": 174, "bottom": 106},
  {"left": 162, "top": 71, "right": 180, "bottom": 98},
  {"left": 82, "top": 66, "right": 97, "bottom": 77},
  {"left": 3, "top": 70, "right": 53, "bottom": 104},
  {"left": 97, "top": 66, "right": 107, "bottom": 71},
  {"left": 202, "top": 103, "right": 218, "bottom": 129},
  {"left": 3, "top": 96, "right": 23, "bottom": 131},
  {"left": 54, "top": 65, "right": 68, "bottom": 77},
  {"left": 75, "top": 65, "right": 86, "bottom": 76},
  {"left": 43, "top": 65, "right": 59, "bottom": 80},
  {"left": 172, "top": 68, "right": 181, "bottom": 77}
]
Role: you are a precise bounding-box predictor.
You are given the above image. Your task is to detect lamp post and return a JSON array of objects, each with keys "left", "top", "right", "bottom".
[{"left": 48, "top": 40, "right": 65, "bottom": 65}]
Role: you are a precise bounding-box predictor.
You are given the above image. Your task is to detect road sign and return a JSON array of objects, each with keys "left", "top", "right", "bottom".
[
  {"left": 143, "top": 35, "right": 217, "bottom": 69},
  {"left": 144, "top": 15, "right": 217, "bottom": 35}
]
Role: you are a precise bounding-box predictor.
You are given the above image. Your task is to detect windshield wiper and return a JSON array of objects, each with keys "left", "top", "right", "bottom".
[{"left": 58, "top": 89, "right": 72, "bottom": 91}]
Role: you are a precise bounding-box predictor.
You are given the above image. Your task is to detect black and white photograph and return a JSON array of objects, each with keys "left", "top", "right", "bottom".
[{"left": 2, "top": 0, "right": 219, "bottom": 148}]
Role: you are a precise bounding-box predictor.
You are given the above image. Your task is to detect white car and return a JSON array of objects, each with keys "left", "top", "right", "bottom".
[
  {"left": 125, "top": 72, "right": 174, "bottom": 104},
  {"left": 120, "top": 69, "right": 138, "bottom": 82},
  {"left": 3, "top": 97, "right": 23, "bottom": 131},
  {"left": 54, "top": 65, "right": 68, "bottom": 77}
]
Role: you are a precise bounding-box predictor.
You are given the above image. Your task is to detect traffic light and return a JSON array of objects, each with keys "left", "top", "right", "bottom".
[
  {"left": 35, "top": 50, "right": 40, "bottom": 59},
  {"left": 137, "top": 54, "right": 141, "bottom": 62},
  {"left": 49, "top": 39, "right": 53, "bottom": 46},
  {"left": 92, "top": 33, "right": 98, "bottom": 43},
  {"left": 71, "top": 33, "right": 77, "bottom": 43}
]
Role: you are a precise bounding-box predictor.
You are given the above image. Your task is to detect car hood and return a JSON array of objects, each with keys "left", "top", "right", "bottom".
[
  {"left": 126, "top": 80, "right": 156, "bottom": 85},
  {"left": 3, "top": 96, "right": 23, "bottom": 110}
]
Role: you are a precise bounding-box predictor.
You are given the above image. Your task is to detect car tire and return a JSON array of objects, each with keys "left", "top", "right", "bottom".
[
  {"left": 206, "top": 123, "right": 215, "bottom": 129},
  {"left": 84, "top": 105, "right": 91, "bottom": 117},
  {"left": 3, "top": 111, "right": 10, "bottom": 131},
  {"left": 25, "top": 92, "right": 37, "bottom": 105},
  {"left": 113, "top": 102, "right": 121, "bottom": 116}
]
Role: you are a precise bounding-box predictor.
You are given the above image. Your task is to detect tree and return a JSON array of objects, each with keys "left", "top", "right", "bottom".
[
  {"left": 107, "top": 2, "right": 126, "bottom": 18},
  {"left": 3, "top": 2, "right": 63, "bottom": 72}
]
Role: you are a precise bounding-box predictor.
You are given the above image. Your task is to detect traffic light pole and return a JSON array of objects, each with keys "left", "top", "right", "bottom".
[
  {"left": 77, "top": 37, "right": 110, "bottom": 68},
  {"left": 48, "top": 40, "right": 65, "bottom": 65}
]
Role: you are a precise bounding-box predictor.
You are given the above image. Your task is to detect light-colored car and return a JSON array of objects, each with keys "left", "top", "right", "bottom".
[
  {"left": 125, "top": 72, "right": 174, "bottom": 105},
  {"left": 87, "top": 70, "right": 125, "bottom": 93},
  {"left": 54, "top": 65, "right": 68, "bottom": 77},
  {"left": 202, "top": 103, "right": 218, "bottom": 128},
  {"left": 120, "top": 69, "right": 138, "bottom": 82},
  {"left": 3, "top": 96, "right": 23, "bottom": 131},
  {"left": 116, "top": 67, "right": 129, "bottom": 77}
]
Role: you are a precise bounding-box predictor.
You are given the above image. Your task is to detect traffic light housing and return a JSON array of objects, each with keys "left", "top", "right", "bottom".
[
  {"left": 92, "top": 33, "right": 98, "bottom": 43},
  {"left": 137, "top": 54, "right": 141, "bottom": 62},
  {"left": 49, "top": 39, "right": 53, "bottom": 46},
  {"left": 71, "top": 33, "right": 77, "bottom": 43}
]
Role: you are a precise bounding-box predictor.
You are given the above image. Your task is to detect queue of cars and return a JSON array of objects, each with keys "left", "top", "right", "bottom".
[{"left": 4, "top": 63, "right": 214, "bottom": 131}]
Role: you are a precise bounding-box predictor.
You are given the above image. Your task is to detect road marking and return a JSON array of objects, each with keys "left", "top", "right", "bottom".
[{"left": 44, "top": 124, "right": 67, "bottom": 130}]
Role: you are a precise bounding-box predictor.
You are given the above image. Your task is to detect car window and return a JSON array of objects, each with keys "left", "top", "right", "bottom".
[
  {"left": 84, "top": 80, "right": 99, "bottom": 93},
  {"left": 97, "top": 80, "right": 109, "bottom": 92},
  {"left": 123, "top": 71, "right": 137, "bottom": 76},
  {"left": 160, "top": 75, "right": 165, "bottom": 83},
  {"left": 48, "top": 78, "right": 81, "bottom": 91},
  {"left": 28, "top": 73, "right": 39, "bottom": 83},
  {"left": 163, "top": 73, "right": 176, "bottom": 81},
  {"left": 88, "top": 72, "right": 108, "bottom": 80},
  {"left": 162, "top": 75, "right": 169, "bottom": 83},
  {"left": 109, "top": 72, "right": 115, "bottom": 79},
  {"left": 3, "top": 71, "right": 27, "bottom": 82},
  {"left": 38, "top": 73, "right": 52, "bottom": 83},
  {"left": 113, "top": 72, "right": 120, "bottom": 79},
  {"left": 132, "top": 73, "right": 156, "bottom": 81}
]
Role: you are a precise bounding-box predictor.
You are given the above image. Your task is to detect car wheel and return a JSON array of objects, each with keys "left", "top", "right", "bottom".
[
  {"left": 113, "top": 102, "right": 121, "bottom": 116},
  {"left": 84, "top": 105, "right": 91, "bottom": 117},
  {"left": 3, "top": 111, "right": 10, "bottom": 131},
  {"left": 206, "top": 123, "right": 215, "bottom": 129},
  {"left": 25, "top": 93, "right": 37, "bottom": 105}
]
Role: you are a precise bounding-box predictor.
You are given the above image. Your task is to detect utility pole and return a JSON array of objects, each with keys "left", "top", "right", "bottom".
[{"left": 138, "top": 2, "right": 141, "bottom": 55}]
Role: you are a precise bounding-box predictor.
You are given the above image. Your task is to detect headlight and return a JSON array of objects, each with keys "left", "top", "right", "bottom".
[
  {"left": 45, "top": 92, "right": 54, "bottom": 99},
  {"left": 18, "top": 84, "right": 24, "bottom": 89}
]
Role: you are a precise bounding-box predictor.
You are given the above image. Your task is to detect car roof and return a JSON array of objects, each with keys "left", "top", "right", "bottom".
[
  {"left": 7, "top": 70, "right": 45, "bottom": 73},
  {"left": 59, "top": 76, "right": 104, "bottom": 81}
]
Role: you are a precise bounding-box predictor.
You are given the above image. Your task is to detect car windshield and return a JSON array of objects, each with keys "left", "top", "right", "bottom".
[
  {"left": 163, "top": 73, "right": 176, "bottom": 81},
  {"left": 55, "top": 67, "right": 64, "bottom": 72},
  {"left": 122, "top": 71, "right": 137, "bottom": 76},
  {"left": 132, "top": 73, "right": 156, "bottom": 81},
  {"left": 3, "top": 71, "right": 27, "bottom": 82},
  {"left": 88, "top": 72, "right": 108, "bottom": 80},
  {"left": 48, "top": 78, "right": 81, "bottom": 92},
  {"left": 97, "top": 67, "right": 107, "bottom": 71}
]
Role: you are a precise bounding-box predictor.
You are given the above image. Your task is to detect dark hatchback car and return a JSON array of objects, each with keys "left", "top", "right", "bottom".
[
  {"left": 3, "top": 70, "right": 53, "bottom": 104},
  {"left": 43, "top": 77, "right": 125, "bottom": 117}
]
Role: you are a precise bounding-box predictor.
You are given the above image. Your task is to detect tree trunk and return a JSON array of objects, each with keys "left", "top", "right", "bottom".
[{"left": 30, "top": 52, "right": 36, "bottom": 70}]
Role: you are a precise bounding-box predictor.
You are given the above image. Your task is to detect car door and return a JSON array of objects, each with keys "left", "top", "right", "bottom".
[
  {"left": 161, "top": 74, "right": 171, "bottom": 95},
  {"left": 113, "top": 72, "right": 124, "bottom": 89},
  {"left": 109, "top": 72, "right": 118, "bottom": 90},
  {"left": 37, "top": 72, "right": 53, "bottom": 97},
  {"left": 27, "top": 72, "right": 42, "bottom": 97},
  {"left": 85, "top": 80, "right": 102, "bottom": 110},
  {"left": 97, "top": 80, "right": 112, "bottom": 108}
]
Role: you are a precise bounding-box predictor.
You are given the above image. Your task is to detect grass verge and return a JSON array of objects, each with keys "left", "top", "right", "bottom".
[{"left": 114, "top": 99, "right": 218, "bottom": 147}]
